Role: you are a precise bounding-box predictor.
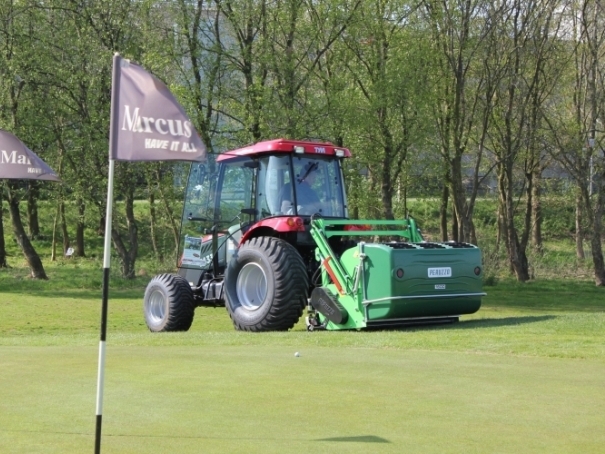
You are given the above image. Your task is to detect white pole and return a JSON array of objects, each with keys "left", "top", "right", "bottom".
[
  {"left": 95, "top": 53, "right": 121, "bottom": 454},
  {"left": 95, "top": 159, "right": 114, "bottom": 452}
]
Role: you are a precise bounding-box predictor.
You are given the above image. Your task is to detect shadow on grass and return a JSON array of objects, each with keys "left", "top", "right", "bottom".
[
  {"left": 315, "top": 435, "right": 390, "bottom": 443},
  {"left": 450, "top": 315, "right": 557, "bottom": 330},
  {"left": 1, "top": 429, "right": 390, "bottom": 445},
  {"left": 374, "top": 315, "right": 557, "bottom": 333}
]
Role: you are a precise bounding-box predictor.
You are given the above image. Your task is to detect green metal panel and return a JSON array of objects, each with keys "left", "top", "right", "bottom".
[
  {"left": 359, "top": 243, "right": 482, "bottom": 321},
  {"left": 320, "top": 284, "right": 366, "bottom": 330},
  {"left": 309, "top": 218, "right": 484, "bottom": 330}
]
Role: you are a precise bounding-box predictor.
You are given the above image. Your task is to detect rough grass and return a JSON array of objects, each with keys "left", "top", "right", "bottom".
[
  {"left": 1, "top": 195, "right": 598, "bottom": 282},
  {"left": 1, "top": 274, "right": 604, "bottom": 358}
]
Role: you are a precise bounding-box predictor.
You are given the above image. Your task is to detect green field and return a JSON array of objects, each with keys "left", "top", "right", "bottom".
[{"left": 1, "top": 266, "right": 604, "bottom": 453}]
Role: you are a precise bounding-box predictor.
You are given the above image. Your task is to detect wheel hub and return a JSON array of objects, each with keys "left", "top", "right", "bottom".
[
  {"left": 236, "top": 262, "right": 267, "bottom": 310},
  {"left": 147, "top": 289, "right": 167, "bottom": 323}
]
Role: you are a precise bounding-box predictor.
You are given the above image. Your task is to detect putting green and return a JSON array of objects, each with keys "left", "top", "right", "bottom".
[{"left": 1, "top": 345, "right": 604, "bottom": 453}]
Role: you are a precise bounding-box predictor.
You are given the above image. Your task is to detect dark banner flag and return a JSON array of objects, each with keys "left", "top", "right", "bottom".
[
  {"left": 96, "top": 54, "right": 207, "bottom": 454},
  {"left": 111, "top": 55, "right": 206, "bottom": 162},
  {"left": 0, "top": 129, "right": 60, "bottom": 181}
]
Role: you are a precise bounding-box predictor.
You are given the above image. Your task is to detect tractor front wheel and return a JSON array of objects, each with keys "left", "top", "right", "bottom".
[
  {"left": 143, "top": 273, "right": 195, "bottom": 332},
  {"left": 225, "top": 237, "right": 308, "bottom": 331}
]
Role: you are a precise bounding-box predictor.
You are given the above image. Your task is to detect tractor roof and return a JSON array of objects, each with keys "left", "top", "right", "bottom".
[{"left": 217, "top": 138, "right": 351, "bottom": 162}]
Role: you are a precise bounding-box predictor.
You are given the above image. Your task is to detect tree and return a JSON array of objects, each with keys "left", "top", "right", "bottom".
[
  {"left": 421, "top": 0, "right": 494, "bottom": 243},
  {"left": 211, "top": 0, "right": 361, "bottom": 143},
  {"left": 337, "top": 0, "right": 429, "bottom": 220},
  {"left": 481, "top": 0, "right": 563, "bottom": 281},
  {"left": 0, "top": 0, "right": 52, "bottom": 279},
  {"left": 38, "top": 0, "right": 148, "bottom": 277},
  {"left": 544, "top": 0, "right": 605, "bottom": 286}
]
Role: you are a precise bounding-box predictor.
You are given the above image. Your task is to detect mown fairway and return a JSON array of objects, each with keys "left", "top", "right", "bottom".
[{"left": 1, "top": 272, "right": 604, "bottom": 453}]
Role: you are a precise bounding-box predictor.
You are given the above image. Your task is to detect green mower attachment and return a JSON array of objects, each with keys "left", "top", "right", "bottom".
[{"left": 307, "top": 218, "right": 486, "bottom": 331}]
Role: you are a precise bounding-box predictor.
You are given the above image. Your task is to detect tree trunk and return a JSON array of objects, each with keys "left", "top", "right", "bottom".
[
  {"left": 0, "top": 194, "right": 7, "bottom": 268},
  {"left": 60, "top": 201, "right": 70, "bottom": 256},
  {"left": 439, "top": 183, "right": 449, "bottom": 241},
  {"left": 496, "top": 202, "right": 503, "bottom": 251},
  {"left": 452, "top": 205, "right": 459, "bottom": 242},
  {"left": 504, "top": 200, "right": 530, "bottom": 281},
  {"left": 7, "top": 186, "right": 48, "bottom": 279},
  {"left": 402, "top": 179, "right": 408, "bottom": 217},
  {"left": 51, "top": 154, "right": 66, "bottom": 261},
  {"left": 450, "top": 155, "right": 476, "bottom": 242},
  {"left": 112, "top": 228, "right": 135, "bottom": 278},
  {"left": 75, "top": 198, "right": 85, "bottom": 257},
  {"left": 587, "top": 178, "right": 605, "bottom": 286},
  {"left": 575, "top": 190, "right": 585, "bottom": 259},
  {"left": 156, "top": 168, "right": 180, "bottom": 251},
  {"left": 506, "top": 229, "right": 530, "bottom": 281},
  {"left": 498, "top": 164, "right": 530, "bottom": 282},
  {"left": 148, "top": 188, "right": 162, "bottom": 261},
  {"left": 522, "top": 170, "right": 533, "bottom": 254},
  {"left": 531, "top": 166, "right": 543, "bottom": 252},
  {"left": 380, "top": 176, "right": 395, "bottom": 220},
  {"left": 111, "top": 189, "right": 138, "bottom": 279},
  {"left": 51, "top": 202, "right": 59, "bottom": 261},
  {"left": 98, "top": 216, "right": 105, "bottom": 236},
  {"left": 589, "top": 229, "right": 605, "bottom": 286},
  {"left": 582, "top": 2, "right": 605, "bottom": 286},
  {"left": 27, "top": 182, "right": 40, "bottom": 239}
]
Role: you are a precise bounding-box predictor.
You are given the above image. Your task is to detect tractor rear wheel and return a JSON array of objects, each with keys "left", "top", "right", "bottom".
[
  {"left": 225, "top": 237, "right": 308, "bottom": 331},
  {"left": 143, "top": 273, "right": 194, "bottom": 332}
]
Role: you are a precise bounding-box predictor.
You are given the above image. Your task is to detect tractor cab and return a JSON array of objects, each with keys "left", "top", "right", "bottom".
[{"left": 178, "top": 139, "right": 350, "bottom": 281}]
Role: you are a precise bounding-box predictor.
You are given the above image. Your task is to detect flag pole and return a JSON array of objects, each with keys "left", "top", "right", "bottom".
[{"left": 95, "top": 52, "right": 121, "bottom": 454}]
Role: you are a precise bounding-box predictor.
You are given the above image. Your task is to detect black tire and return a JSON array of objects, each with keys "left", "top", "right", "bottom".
[
  {"left": 143, "top": 273, "right": 195, "bottom": 332},
  {"left": 225, "top": 237, "right": 308, "bottom": 332}
]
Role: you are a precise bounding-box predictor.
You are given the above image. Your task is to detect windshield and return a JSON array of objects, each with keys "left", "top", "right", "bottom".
[{"left": 256, "top": 155, "right": 346, "bottom": 218}]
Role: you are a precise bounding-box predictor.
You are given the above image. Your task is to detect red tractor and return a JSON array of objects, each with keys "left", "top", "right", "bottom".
[{"left": 143, "top": 139, "right": 484, "bottom": 332}]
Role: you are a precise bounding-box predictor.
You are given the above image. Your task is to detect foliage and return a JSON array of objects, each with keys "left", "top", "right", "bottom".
[
  {"left": 1, "top": 0, "right": 605, "bottom": 281},
  {"left": 0, "top": 195, "right": 598, "bottom": 285}
]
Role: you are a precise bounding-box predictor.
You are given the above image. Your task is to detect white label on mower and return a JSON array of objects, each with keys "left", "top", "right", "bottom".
[{"left": 428, "top": 267, "right": 452, "bottom": 278}]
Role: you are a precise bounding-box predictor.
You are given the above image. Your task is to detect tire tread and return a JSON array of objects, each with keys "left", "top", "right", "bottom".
[{"left": 226, "top": 237, "right": 308, "bottom": 332}]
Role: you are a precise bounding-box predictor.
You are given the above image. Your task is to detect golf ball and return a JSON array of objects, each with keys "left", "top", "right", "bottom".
[{"left": 294, "top": 352, "right": 300, "bottom": 357}]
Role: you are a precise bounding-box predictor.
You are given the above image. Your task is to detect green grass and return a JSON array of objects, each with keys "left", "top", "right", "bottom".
[
  {"left": 1, "top": 266, "right": 604, "bottom": 453},
  {"left": 2, "top": 346, "right": 604, "bottom": 453}
]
